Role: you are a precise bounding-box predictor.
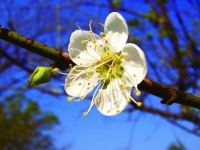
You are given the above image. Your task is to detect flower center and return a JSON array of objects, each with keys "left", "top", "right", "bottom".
[{"left": 95, "top": 46, "right": 124, "bottom": 89}]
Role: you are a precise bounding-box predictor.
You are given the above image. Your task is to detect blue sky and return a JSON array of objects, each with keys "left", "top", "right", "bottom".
[{"left": 1, "top": 0, "right": 200, "bottom": 150}]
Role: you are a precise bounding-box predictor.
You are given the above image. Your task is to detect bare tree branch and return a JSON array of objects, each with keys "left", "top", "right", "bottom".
[{"left": 0, "top": 26, "right": 74, "bottom": 70}]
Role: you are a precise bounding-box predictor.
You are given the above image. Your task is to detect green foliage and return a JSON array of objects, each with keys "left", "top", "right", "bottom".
[
  {"left": 0, "top": 94, "right": 59, "bottom": 150},
  {"left": 145, "top": 12, "right": 160, "bottom": 26},
  {"left": 145, "top": 11, "right": 164, "bottom": 26},
  {"left": 129, "top": 36, "right": 141, "bottom": 43},
  {"left": 147, "top": 32, "right": 153, "bottom": 40},
  {"left": 168, "top": 140, "right": 186, "bottom": 150},
  {"left": 160, "top": 28, "right": 170, "bottom": 38},
  {"left": 128, "top": 19, "right": 140, "bottom": 27},
  {"left": 111, "top": 0, "right": 122, "bottom": 8}
]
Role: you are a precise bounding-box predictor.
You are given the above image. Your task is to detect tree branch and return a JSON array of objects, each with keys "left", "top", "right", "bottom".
[
  {"left": 0, "top": 26, "right": 200, "bottom": 109},
  {"left": 0, "top": 26, "right": 74, "bottom": 70},
  {"left": 138, "top": 79, "right": 200, "bottom": 109}
]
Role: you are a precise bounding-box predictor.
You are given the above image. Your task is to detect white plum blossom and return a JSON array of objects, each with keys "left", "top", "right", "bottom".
[{"left": 64, "top": 12, "right": 147, "bottom": 116}]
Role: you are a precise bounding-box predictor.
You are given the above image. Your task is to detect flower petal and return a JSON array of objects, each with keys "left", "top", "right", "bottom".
[
  {"left": 68, "top": 30, "right": 101, "bottom": 65},
  {"left": 104, "top": 12, "right": 128, "bottom": 52},
  {"left": 65, "top": 65, "right": 99, "bottom": 98},
  {"left": 122, "top": 43, "right": 147, "bottom": 86},
  {"left": 94, "top": 79, "right": 130, "bottom": 116}
]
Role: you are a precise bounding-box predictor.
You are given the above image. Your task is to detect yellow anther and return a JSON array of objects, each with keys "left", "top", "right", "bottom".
[
  {"left": 72, "top": 68, "right": 76, "bottom": 72},
  {"left": 69, "top": 64, "right": 72, "bottom": 68},
  {"left": 67, "top": 97, "right": 73, "bottom": 102},
  {"left": 81, "top": 40, "right": 87, "bottom": 45},
  {"left": 78, "top": 56, "right": 80, "bottom": 58},
  {"left": 66, "top": 76, "right": 70, "bottom": 79},
  {"left": 88, "top": 83, "right": 90, "bottom": 85},
  {"left": 79, "top": 96, "right": 83, "bottom": 100},
  {"left": 90, "top": 30, "right": 92, "bottom": 34},
  {"left": 83, "top": 112, "right": 88, "bottom": 117},
  {"left": 86, "top": 72, "right": 91, "bottom": 77},
  {"left": 116, "top": 109, "right": 120, "bottom": 113},
  {"left": 135, "top": 90, "right": 141, "bottom": 96},
  {"left": 90, "top": 20, "right": 93, "bottom": 23},
  {"left": 120, "top": 84, "right": 126, "bottom": 90},
  {"left": 133, "top": 74, "right": 136, "bottom": 77},
  {"left": 137, "top": 102, "right": 142, "bottom": 107},
  {"left": 78, "top": 83, "right": 81, "bottom": 85},
  {"left": 126, "top": 98, "right": 131, "bottom": 103},
  {"left": 100, "top": 32, "right": 106, "bottom": 37},
  {"left": 52, "top": 68, "right": 58, "bottom": 72}
]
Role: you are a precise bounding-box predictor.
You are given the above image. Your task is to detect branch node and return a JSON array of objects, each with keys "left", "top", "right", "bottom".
[{"left": 24, "top": 38, "right": 34, "bottom": 45}]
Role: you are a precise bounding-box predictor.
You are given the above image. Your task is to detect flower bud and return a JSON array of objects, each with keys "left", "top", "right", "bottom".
[{"left": 29, "top": 66, "right": 52, "bottom": 86}]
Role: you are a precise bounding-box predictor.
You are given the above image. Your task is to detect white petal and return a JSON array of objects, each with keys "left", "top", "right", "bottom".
[
  {"left": 104, "top": 12, "right": 128, "bottom": 52},
  {"left": 65, "top": 65, "right": 98, "bottom": 98},
  {"left": 122, "top": 43, "right": 147, "bottom": 85},
  {"left": 68, "top": 30, "right": 101, "bottom": 65},
  {"left": 94, "top": 79, "right": 130, "bottom": 116}
]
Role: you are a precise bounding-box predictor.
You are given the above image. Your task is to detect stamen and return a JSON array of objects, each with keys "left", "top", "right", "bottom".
[
  {"left": 72, "top": 67, "right": 76, "bottom": 72},
  {"left": 72, "top": 47, "right": 100, "bottom": 61},
  {"left": 83, "top": 81, "right": 102, "bottom": 115},
  {"left": 52, "top": 68, "right": 58, "bottom": 72},
  {"left": 116, "top": 109, "right": 120, "bottom": 113},
  {"left": 89, "top": 20, "right": 93, "bottom": 32},
  {"left": 69, "top": 64, "right": 73, "bottom": 68},
  {"left": 126, "top": 98, "right": 131, "bottom": 103},
  {"left": 99, "top": 23, "right": 111, "bottom": 40},
  {"left": 86, "top": 72, "right": 91, "bottom": 77},
  {"left": 120, "top": 84, "right": 126, "bottom": 90},
  {"left": 137, "top": 101, "right": 142, "bottom": 107},
  {"left": 58, "top": 71, "right": 68, "bottom": 75},
  {"left": 81, "top": 40, "right": 88, "bottom": 45},
  {"left": 135, "top": 89, "right": 141, "bottom": 96},
  {"left": 100, "top": 32, "right": 105, "bottom": 37},
  {"left": 129, "top": 96, "right": 138, "bottom": 104},
  {"left": 118, "top": 70, "right": 138, "bottom": 88},
  {"left": 105, "top": 60, "right": 115, "bottom": 79},
  {"left": 83, "top": 112, "right": 88, "bottom": 117},
  {"left": 67, "top": 97, "right": 73, "bottom": 102},
  {"left": 76, "top": 23, "right": 90, "bottom": 40}
]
